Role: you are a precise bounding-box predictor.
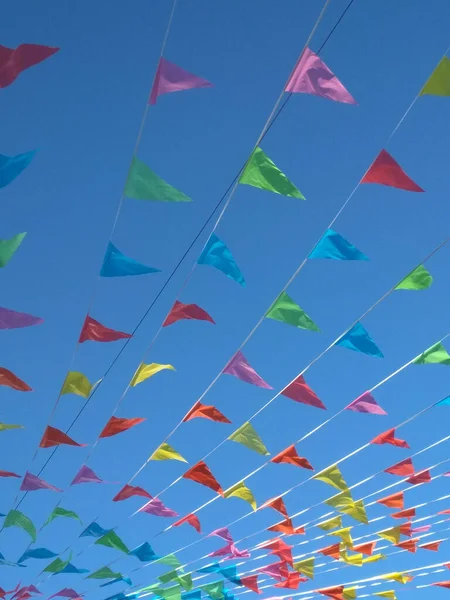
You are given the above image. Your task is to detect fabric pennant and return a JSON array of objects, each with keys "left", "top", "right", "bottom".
[
  {"left": 4, "top": 510, "right": 36, "bottom": 541},
  {"left": 274, "top": 572, "right": 305, "bottom": 589},
  {"left": 384, "top": 458, "right": 414, "bottom": 476},
  {"left": 228, "top": 421, "right": 270, "bottom": 455},
  {"left": 113, "top": 484, "right": 152, "bottom": 502},
  {"left": 239, "top": 576, "right": 259, "bottom": 594},
  {"left": 377, "top": 491, "right": 404, "bottom": 509},
  {"left": 150, "top": 57, "right": 212, "bottom": 105},
  {"left": 163, "top": 301, "right": 215, "bottom": 327},
  {"left": 125, "top": 157, "right": 191, "bottom": 202},
  {"left": 44, "top": 506, "right": 81, "bottom": 526},
  {"left": 131, "top": 362, "right": 175, "bottom": 386},
  {"left": 240, "top": 147, "right": 305, "bottom": 199},
  {"left": 317, "top": 516, "right": 342, "bottom": 531},
  {"left": 392, "top": 508, "right": 416, "bottom": 519},
  {"left": 95, "top": 531, "right": 129, "bottom": 554},
  {"left": 377, "top": 527, "right": 401, "bottom": 544},
  {"left": 353, "top": 541, "right": 377, "bottom": 555},
  {"left": 0, "top": 151, "right": 36, "bottom": 188},
  {"left": 419, "top": 540, "right": 442, "bottom": 551},
  {"left": 79, "top": 315, "right": 131, "bottom": 343},
  {"left": 223, "top": 351, "right": 271, "bottom": 388},
  {"left": 183, "top": 400, "right": 230, "bottom": 423},
  {"left": 420, "top": 56, "right": 450, "bottom": 96},
  {"left": 80, "top": 521, "right": 110, "bottom": 538},
  {"left": 61, "top": 371, "right": 94, "bottom": 398},
  {"left": 139, "top": 498, "right": 178, "bottom": 518},
  {"left": 224, "top": 481, "right": 256, "bottom": 510},
  {"left": 335, "top": 322, "right": 383, "bottom": 357},
  {"left": 198, "top": 234, "right": 245, "bottom": 286},
  {"left": 101, "top": 242, "right": 160, "bottom": 277},
  {"left": 129, "top": 542, "right": 158, "bottom": 562},
  {"left": 71, "top": 465, "right": 104, "bottom": 485},
  {"left": 48, "top": 589, "right": 81, "bottom": 600},
  {"left": 286, "top": 47, "right": 356, "bottom": 104},
  {"left": 346, "top": 391, "right": 386, "bottom": 414},
  {"left": 329, "top": 526, "right": 353, "bottom": 548},
  {"left": 0, "top": 469, "right": 20, "bottom": 478},
  {"left": 313, "top": 465, "right": 348, "bottom": 491},
  {"left": 309, "top": 229, "right": 368, "bottom": 260},
  {"left": 325, "top": 488, "right": 353, "bottom": 508},
  {"left": 173, "top": 513, "right": 201, "bottom": 533},
  {"left": 0, "top": 367, "right": 32, "bottom": 391},
  {"left": 0, "top": 306, "right": 43, "bottom": 330},
  {"left": 88, "top": 566, "right": 123, "bottom": 580},
  {"left": 20, "top": 471, "right": 61, "bottom": 492},
  {"left": 413, "top": 341, "right": 450, "bottom": 365},
  {"left": 271, "top": 444, "right": 314, "bottom": 469},
  {"left": 18, "top": 547, "right": 57, "bottom": 563},
  {"left": 266, "top": 291, "right": 319, "bottom": 331},
  {"left": 282, "top": 374, "right": 325, "bottom": 408},
  {"left": 182, "top": 461, "right": 223, "bottom": 494},
  {"left": 262, "top": 496, "right": 288, "bottom": 517},
  {"left": 371, "top": 428, "right": 410, "bottom": 448},
  {"left": 319, "top": 543, "right": 342, "bottom": 559},
  {"left": 209, "top": 526, "right": 233, "bottom": 543},
  {"left": 293, "top": 557, "right": 315, "bottom": 579},
  {"left": 339, "top": 499, "right": 368, "bottom": 524},
  {"left": 40, "top": 425, "right": 84, "bottom": 448},
  {"left": 0, "top": 44, "right": 59, "bottom": 88},
  {"left": 361, "top": 149, "right": 424, "bottom": 191},
  {"left": 406, "top": 469, "right": 431, "bottom": 485},
  {"left": 0, "top": 232, "right": 27, "bottom": 267},
  {"left": 150, "top": 442, "right": 186, "bottom": 462},
  {"left": 395, "top": 264, "right": 433, "bottom": 291},
  {"left": 100, "top": 416, "right": 145, "bottom": 438}
]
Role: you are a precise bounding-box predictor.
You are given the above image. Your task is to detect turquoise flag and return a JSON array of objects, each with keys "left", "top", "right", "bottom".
[
  {"left": 0, "top": 150, "right": 36, "bottom": 188},
  {"left": 335, "top": 322, "right": 383, "bottom": 357},
  {"left": 309, "top": 229, "right": 368, "bottom": 260},
  {"left": 101, "top": 243, "right": 161, "bottom": 277},
  {"left": 198, "top": 233, "right": 245, "bottom": 286}
]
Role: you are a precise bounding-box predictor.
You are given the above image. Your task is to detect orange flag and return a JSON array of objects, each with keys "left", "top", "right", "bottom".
[
  {"left": 263, "top": 496, "right": 288, "bottom": 517},
  {"left": 371, "top": 428, "right": 409, "bottom": 448},
  {"left": 274, "top": 572, "right": 305, "bottom": 589},
  {"left": 271, "top": 445, "right": 314, "bottom": 469},
  {"left": 432, "top": 582, "right": 450, "bottom": 589},
  {"left": 420, "top": 541, "right": 441, "bottom": 551},
  {"left": 39, "top": 426, "right": 84, "bottom": 448},
  {"left": 268, "top": 518, "right": 296, "bottom": 535},
  {"left": 183, "top": 400, "right": 231, "bottom": 423},
  {"left": 396, "top": 539, "right": 418, "bottom": 553},
  {"left": 377, "top": 491, "right": 404, "bottom": 509},
  {"left": 240, "top": 576, "right": 260, "bottom": 594},
  {"left": 392, "top": 507, "right": 416, "bottom": 519},
  {"left": 260, "top": 538, "right": 294, "bottom": 565},
  {"left": 99, "top": 416, "right": 145, "bottom": 438},
  {"left": 385, "top": 458, "right": 414, "bottom": 476},
  {"left": 400, "top": 522, "right": 412, "bottom": 537},
  {"left": 182, "top": 461, "right": 223, "bottom": 495},
  {"left": 317, "top": 586, "right": 345, "bottom": 600},
  {"left": 318, "top": 543, "right": 341, "bottom": 559},
  {"left": 406, "top": 469, "right": 431, "bottom": 485},
  {"left": 0, "top": 367, "right": 32, "bottom": 391},
  {"left": 173, "top": 513, "right": 201, "bottom": 533},
  {"left": 353, "top": 541, "right": 377, "bottom": 555}
]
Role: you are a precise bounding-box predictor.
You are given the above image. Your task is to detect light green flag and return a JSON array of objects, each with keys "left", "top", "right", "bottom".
[
  {"left": 0, "top": 422, "right": 23, "bottom": 432},
  {"left": 159, "top": 554, "right": 182, "bottom": 568},
  {"left": 177, "top": 573, "right": 193, "bottom": 591},
  {"left": 0, "top": 233, "right": 26, "bottom": 268},
  {"left": 228, "top": 421, "right": 270, "bottom": 455},
  {"left": 240, "top": 147, "right": 305, "bottom": 199},
  {"left": 201, "top": 581, "right": 224, "bottom": 600},
  {"left": 420, "top": 57, "right": 450, "bottom": 96},
  {"left": 43, "top": 553, "right": 72, "bottom": 574},
  {"left": 95, "top": 530, "right": 129, "bottom": 554},
  {"left": 158, "top": 586, "right": 183, "bottom": 600},
  {"left": 395, "top": 264, "right": 433, "bottom": 291},
  {"left": 125, "top": 157, "right": 191, "bottom": 202},
  {"left": 4, "top": 509, "right": 36, "bottom": 542},
  {"left": 413, "top": 341, "right": 450, "bottom": 365},
  {"left": 266, "top": 291, "right": 320, "bottom": 331},
  {"left": 61, "top": 371, "right": 94, "bottom": 398},
  {"left": 159, "top": 570, "right": 179, "bottom": 584},
  {"left": 44, "top": 506, "right": 81, "bottom": 527},
  {"left": 88, "top": 565, "right": 123, "bottom": 579}
]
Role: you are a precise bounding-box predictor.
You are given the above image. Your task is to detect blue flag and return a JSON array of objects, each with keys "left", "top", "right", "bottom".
[
  {"left": 18, "top": 547, "right": 57, "bottom": 563},
  {"left": 335, "top": 322, "right": 383, "bottom": 357},
  {"left": 0, "top": 150, "right": 36, "bottom": 188},
  {"left": 128, "top": 541, "right": 158, "bottom": 562},
  {"left": 101, "top": 243, "right": 161, "bottom": 277},
  {"left": 198, "top": 234, "right": 245, "bottom": 286},
  {"left": 79, "top": 521, "right": 111, "bottom": 538},
  {"left": 101, "top": 577, "right": 133, "bottom": 587},
  {"left": 309, "top": 229, "right": 368, "bottom": 260},
  {"left": 54, "top": 563, "right": 89, "bottom": 575}
]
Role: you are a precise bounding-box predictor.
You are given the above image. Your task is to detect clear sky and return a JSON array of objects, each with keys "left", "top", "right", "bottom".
[{"left": 1, "top": 0, "right": 450, "bottom": 598}]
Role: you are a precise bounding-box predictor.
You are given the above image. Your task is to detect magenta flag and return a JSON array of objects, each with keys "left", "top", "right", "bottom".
[
  {"left": 139, "top": 497, "right": 178, "bottom": 518},
  {"left": 71, "top": 465, "right": 103, "bottom": 485},
  {"left": 346, "top": 391, "right": 387, "bottom": 415},
  {"left": 0, "top": 307, "right": 43, "bottom": 329},
  {"left": 223, "top": 351, "right": 272, "bottom": 389},
  {"left": 286, "top": 47, "right": 356, "bottom": 105},
  {"left": 225, "top": 544, "right": 250, "bottom": 559},
  {"left": 208, "top": 527, "right": 233, "bottom": 543},
  {"left": 20, "top": 471, "right": 61, "bottom": 492},
  {"left": 48, "top": 590, "right": 81, "bottom": 600},
  {"left": 209, "top": 542, "right": 233, "bottom": 557},
  {"left": 0, "top": 44, "right": 59, "bottom": 88},
  {"left": 149, "top": 57, "right": 212, "bottom": 105}
]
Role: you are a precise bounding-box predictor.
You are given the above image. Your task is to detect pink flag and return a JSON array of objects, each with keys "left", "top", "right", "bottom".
[
  {"left": 285, "top": 47, "right": 356, "bottom": 105},
  {"left": 209, "top": 542, "right": 233, "bottom": 558},
  {"left": 70, "top": 465, "right": 103, "bottom": 485},
  {"left": 139, "top": 497, "right": 178, "bottom": 518},
  {"left": 223, "top": 351, "right": 272, "bottom": 389},
  {"left": 20, "top": 471, "right": 61, "bottom": 492},
  {"left": 0, "top": 470, "right": 20, "bottom": 478},
  {"left": 258, "top": 561, "right": 289, "bottom": 581},
  {"left": 0, "top": 307, "right": 43, "bottom": 330},
  {"left": 361, "top": 150, "right": 424, "bottom": 192},
  {"left": 48, "top": 590, "right": 81, "bottom": 600},
  {"left": 208, "top": 527, "right": 233, "bottom": 543},
  {"left": 345, "top": 391, "right": 387, "bottom": 415},
  {"left": 412, "top": 525, "right": 432, "bottom": 534},
  {"left": 149, "top": 57, "right": 212, "bottom": 105},
  {"left": 0, "top": 44, "right": 59, "bottom": 88},
  {"left": 226, "top": 544, "right": 250, "bottom": 559}
]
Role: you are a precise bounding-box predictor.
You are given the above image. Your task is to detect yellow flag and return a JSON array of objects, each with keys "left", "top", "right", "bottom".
[
  {"left": 380, "top": 573, "right": 412, "bottom": 584},
  {"left": 324, "top": 488, "right": 353, "bottom": 509},
  {"left": 362, "top": 554, "right": 386, "bottom": 565},
  {"left": 228, "top": 422, "right": 270, "bottom": 456},
  {"left": 131, "top": 363, "right": 175, "bottom": 387},
  {"left": 224, "top": 481, "right": 256, "bottom": 510},
  {"left": 339, "top": 500, "right": 368, "bottom": 524},
  {"left": 317, "top": 515, "right": 342, "bottom": 531},
  {"left": 374, "top": 592, "right": 397, "bottom": 600},
  {"left": 329, "top": 527, "right": 353, "bottom": 548},
  {"left": 343, "top": 588, "right": 357, "bottom": 600},
  {"left": 61, "top": 371, "right": 94, "bottom": 398},
  {"left": 340, "top": 550, "right": 362, "bottom": 566},
  {"left": 313, "top": 465, "right": 348, "bottom": 491},
  {"left": 293, "top": 557, "right": 314, "bottom": 579},
  {"left": 377, "top": 527, "right": 401, "bottom": 544},
  {"left": 150, "top": 442, "right": 187, "bottom": 462}
]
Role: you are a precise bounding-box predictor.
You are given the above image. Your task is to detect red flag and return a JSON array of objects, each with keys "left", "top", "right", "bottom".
[
  {"left": 384, "top": 457, "right": 414, "bottom": 476},
  {"left": 361, "top": 149, "right": 424, "bottom": 192},
  {"left": 445, "top": 563, "right": 450, "bottom": 570},
  {"left": 399, "top": 521, "right": 412, "bottom": 537},
  {"left": 0, "top": 367, "right": 32, "bottom": 391},
  {"left": 0, "top": 470, "right": 20, "bottom": 478},
  {"left": 79, "top": 315, "right": 131, "bottom": 343},
  {"left": 377, "top": 491, "right": 404, "bottom": 509},
  {"left": 240, "top": 576, "right": 260, "bottom": 594},
  {"left": 0, "top": 44, "right": 59, "bottom": 88},
  {"left": 271, "top": 445, "right": 314, "bottom": 470},
  {"left": 263, "top": 496, "right": 288, "bottom": 517},
  {"left": 438, "top": 509, "right": 450, "bottom": 515},
  {"left": 39, "top": 426, "right": 84, "bottom": 448},
  {"left": 432, "top": 582, "right": 450, "bottom": 589},
  {"left": 163, "top": 301, "right": 215, "bottom": 327},
  {"left": 371, "top": 428, "right": 409, "bottom": 448},
  {"left": 260, "top": 538, "right": 293, "bottom": 565},
  {"left": 268, "top": 518, "right": 295, "bottom": 535},
  {"left": 406, "top": 469, "right": 431, "bottom": 485},
  {"left": 392, "top": 508, "right": 416, "bottom": 519},
  {"left": 182, "top": 461, "right": 223, "bottom": 495},
  {"left": 100, "top": 416, "right": 145, "bottom": 438},
  {"left": 113, "top": 483, "right": 152, "bottom": 502},
  {"left": 173, "top": 513, "right": 201, "bottom": 533},
  {"left": 353, "top": 541, "right": 377, "bottom": 555},
  {"left": 317, "top": 586, "right": 344, "bottom": 600},
  {"left": 183, "top": 400, "right": 230, "bottom": 424},
  {"left": 274, "top": 572, "right": 305, "bottom": 589},
  {"left": 420, "top": 541, "right": 441, "bottom": 551},
  {"left": 396, "top": 539, "right": 418, "bottom": 553},
  {"left": 281, "top": 375, "right": 326, "bottom": 409},
  {"left": 318, "top": 543, "right": 341, "bottom": 560}
]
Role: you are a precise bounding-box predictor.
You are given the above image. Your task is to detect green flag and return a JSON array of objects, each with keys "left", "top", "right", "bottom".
[
  {"left": 177, "top": 573, "right": 193, "bottom": 591},
  {"left": 125, "top": 157, "right": 191, "bottom": 202},
  {"left": 413, "top": 341, "right": 450, "bottom": 365},
  {"left": 420, "top": 57, "right": 450, "bottom": 97},
  {"left": 240, "top": 147, "right": 305, "bottom": 199},
  {"left": 43, "top": 553, "right": 72, "bottom": 573},
  {"left": 4, "top": 509, "right": 36, "bottom": 542},
  {"left": 88, "top": 566, "right": 123, "bottom": 579},
  {"left": 95, "top": 530, "right": 129, "bottom": 554},
  {"left": 228, "top": 421, "right": 270, "bottom": 455},
  {"left": 0, "top": 422, "right": 23, "bottom": 432},
  {"left": 266, "top": 291, "right": 320, "bottom": 331},
  {"left": 44, "top": 506, "right": 81, "bottom": 527},
  {"left": 159, "top": 554, "right": 181, "bottom": 567},
  {"left": 201, "top": 581, "right": 224, "bottom": 600},
  {"left": 395, "top": 264, "right": 433, "bottom": 291},
  {"left": 158, "top": 586, "right": 182, "bottom": 600},
  {"left": 0, "top": 233, "right": 26, "bottom": 267},
  {"left": 159, "top": 570, "right": 179, "bottom": 585}
]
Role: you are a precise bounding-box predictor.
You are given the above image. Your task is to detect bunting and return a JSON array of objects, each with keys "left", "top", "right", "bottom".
[
  {"left": 313, "top": 465, "right": 348, "bottom": 490},
  {"left": 61, "top": 371, "right": 94, "bottom": 398},
  {"left": 113, "top": 484, "right": 152, "bottom": 502},
  {"left": 150, "top": 57, "right": 212, "bottom": 105},
  {"left": 44, "top": 506, "right": 81, "bottom": 526},
  {"left": 139, "top": 498, "right": 178, "bottom": 518},
  {"left": 0, "top": 307, "right": 43, "bottom": 329},
  {"left": 228, "top": 422, "right": 270, "bottom": 455},
  {"left": 100, "top": 416, "right": 145, "bottom": 438},
  {"left": 384, "top": 458, "right": 414, "bottom": 476},
  {"left": 377, "top": 491, "right": 404, "bottom": 508},
  {"left": 0, "top": 151, "right": 36, "bottom": 188},
  {"left": 371, "top": 428, "right": 410, "bottom": 448},
  {"left": 71, "top": 465, "right": 104, "bottom": 485},
  {"left": 361, "top": 149, "right": 424, "bottom": 192},
  {"left": 150, "top": 442, "right": 187, "bottom": 462},
  {"left": 413, "top": 341, "right": 450, "bottom": 365},
  {"left": 182, "top": 461, "right": 223, "bottom": 494},
  {"left": 224, "top": 481, "right": 256, "bottom": 510},
  {"left": 183, "top": 401, "right": 230, "bottom": 423},
  {"left": 420, "top": 56, "right": 450, "bottom": 96},
  {"left": 266, "top": 291, "right": 319, "bottom": 331},
  {"left": 281, "top": 374, "right": 325, "bottom": 408},
  {"left": 18, "top": 548, "right": 57, "bottom": 563},
  {"left": 263, "top": 496, "right": 288, "bottom": 517},
  {"left": 125, "top": 157, "right": 191, "bottom": 202},
  {"left": 80, "top": 521, "right": 111, "bottom": 538},
  {"left": 309, "top": 229, "right": 368, "bottom": 260},
  {"left": 129, "top": 542, "right": 158, "bottom": 562},
  {"left": 223, "top": 351, "right": 271, "bottom": 388},
  {"left": 335, "top": 322, "right": 383, "bottom": 358},
  {"left": 95, "top": 531, "right": 129, "bottom": 554},
  {"left": 354, "top": 541, "right": 377, "bottom": 555},
  {"left": 163, "top": 301, "right": 215, "bottom": 327},
  {"left": 0, "top": 367, "right": 32, "bottom": 391},
  {"left": 0, "top": 233, "right": 27, "bottom": 267},
  {"left": 293, "top": 557, "right": 315, "bottom": 579},
  {"left": 317, "top": 516, "right": 342, "bottom": 530},
  {"left": 79, "top": 315, "right": 131, "bottom": 343},
  {"left": 377, "top": 527, "right": 401, "bottom": 544},
  {"left": 173, "top": 513, "right": 201, "bottom": 533},
  {"left": 406, "top": 468, "right": 431, "bottom": 484},
  {"left": 394, "top": 264, "right": 433, "bottom": 291},
  {"left": 271, "top": 444, "right": 314, "bottom": 469},
  {"left": 198, "top": 234, "right": 245, "bottom": 286},
  {"left": 0, "top": 43, "right": 59, "bottom": 87},
  {"left": 4, "top": 510, "right": 36, "bottom": 541},
  {"left": 101, "top": 243, "right": 160, "bottom": 277},
  {"left": 40, "top": 426, "right": 84, "bottom": 448},
  {"left": 88, "top": 566, "right": 123, "bottom": 580},
  {"left": 346, "top": 391, "right": 386, "bottom": 414},
  {"left": 131, "top": 363, "right": 175, "bottom": 386},
  {"left": 339, "top": 499, "right": 368, "bottom": 524},
  {"left": 20, "top": 471, "right": 61, "bottom": 492}
]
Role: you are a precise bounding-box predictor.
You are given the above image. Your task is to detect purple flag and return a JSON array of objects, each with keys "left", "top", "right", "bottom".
[
  {"left": 71, "top": 465, "right": 103, "bottom": 485},
  {"left": 149, "top": 57, "right": 212, "bottom": 105},
  {"left": 0, "top": 307, "right": 43, "bottom": 330},
  {"left": 346, "top": 391, "right": 387, "bottom": 415},
  {"left": 139, "top": 497, "right": 178, "bottom": 518},
  {"left": 286, "top": 47, "right": 356, "bottom": 105},
  {"left": 48, "top": 590, "right": 80, "bottom": 600},
  {"left": 208, "top": 526, "right": 233, "bottom": 543},
  {"left": 223, "top": 351, "right": 272, "bottom": 389},
  {"left": 20, "top": 471, "right": 61, "bottom": 492}
]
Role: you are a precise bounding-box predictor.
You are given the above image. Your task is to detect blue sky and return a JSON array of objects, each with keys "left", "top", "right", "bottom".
[{"left": 1, "top": 0, "right": 450, "bottom": 597}]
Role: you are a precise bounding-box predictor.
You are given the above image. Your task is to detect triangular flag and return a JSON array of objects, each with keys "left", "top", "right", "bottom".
[
  {"left": 150, "top": 57, "right": 212, "bottom": 105},
  {"left": 4, "top": 509, "right": 36, "bottom": 541},
  {"left": 48, "top": 589, "right": 81, "bottom": 600},
  {"left": 228, "top": 421, "right": 270, "bottom": 455},
  {"left": 317, "top": 516, "right": 342, "bottom": 531},
  {"left": 353, "top": 541, "right": 377, "bottom": 555},
  {"left": 281, "top": 374, "right": 325, "bottom": 409},
  {"left": 385, "top": 458, "right": 414, "bottom": 476},
  {"left": 129, "top": 542, "right": 158, "bottom": 562},
  {"left": 380, "top": 573, "right": 413, "bottom": 584},
  {"left": 319, "top": 543, "right": 342, "bottom": 559},
  {"left": 267, "top": 517, "right": 296, "bottom": 535},
  {"left": 239, "top": 576, "right": 260, "bottom": 594},
  {"left": 346, "top": 390, "right": 386, "bottom": 414},
  {"left": 329, "top": 526, "right": 353, "bottom": 548},
  {"left": 200, "top": 582, "right": 224, "bottom": 600},
  {"left": 374, "top": 593, "right": 397, "bottom": 600},
  {"left": 258, "top": 561, "right": 289, "bottom": 580},
  {"left": 266, "top": 291, "right": 319, "bottom": 331},
  {"left": 131, "top": 362, "right": 175, "bottom": 386},
  {"left": 274, "top": 572, "right": 305, "bottom": 589},
  {"left": 0, "top": 232, "right": 27, "bottom": 267},
  {"left": 173, "top": 513, "right": 201, "bottom": 533},
  {"left": 0, "top": 469, "right": 20, "bottom": 478},
  {"left": 413, "top": 341, "right": 450, "bottom": 365},
  {"left": 113, "top": 484, "right": 152, "bottom": 502},
  {"left": 139, "top": 498, "right": 178, "bottom": 518},
  {"left": 371, "top": 428, "right": 409, "bottom": 448},
  {"left": 79, "top": 315, "right": 131, "bottom": 343},
  {"left": 317, "top": 586, "right": 345, "bottom": 600},
  {"left": 377, "top": 527, "right": 401, "bottom": 544},
  {"left": 183, "top": 400, "right": 230, "bottom": 423},
  {"left": 100, "top": 416, "right": 145, "bottom": 438},
  {"left": 0, "top": 151, "right": 35, "bottom": 188},
  {"left": 377, "top": 491, "right": 404, "bottom": 509},
  {"left": 44, "top": 506, "right": 81, "bottom": 526},
  {"left": 361, "top": 149, "right": 424, "bottom": 191},
  {"left": 395, "top": 264, "right": 433, "bottom": 291},
  {"left": 0, "top": 306, "right": 42, "bottom": 330},
  {"left": 61, "top": 372, "right": 94, "bottom": 398},
  {"left": 223, "top": 351, "right": 271, "bottom": 388},
  {"left": 419, "top": 540, "right": 442, "bottom": 551},
  {"left": 293, "top": 557, "right": 315, "bottom": 579},
  {"left": 240, "top": 147, "right": 305, "bottom": 199},
  {"left": 339, "top": 500, "right": 368, "bottom": 524},
  {"left": 100, "top": 242, "right": 161, "bottom": 277},
  {"left": 432, "top": 582, "right": 450, "bottom": 589},
  {"left": 309, "top": 229, "right": 368, "bottom": 260},
  {"left": 44, "top": 555, "right": 72, "bottom": 574},
  {"left": 392, "top": 508, "right": 416, "bottom": 519},
  {"left": 88, "top": 566, "right": 123, "bottom": 580},
  {"left": 420, "top": 56, "right": 450, "bottom": 96},
  {"left": 0, "top": 367, "right": 32, "bottom": 391},
  {"left": 40, "top": 426, "right": 84, "bottom": 448},
  {"left": 163, "top": 301, "right": 215, "bottom": 327},
  {"left": 125, "top": 156, "right": 191, "bottom": 202},
  {"left": 150, "top": 442, "right": 186, "bottom": 462},
  {"left": 260, "top": 538, "right": 293, "bottom": 563},
  {"left": 224, "top": 481, "right": 256, "bottom": 510},
  {"left": 95, "top": 531, "right": 129, "bottom": 554},
  {"left": 286, "top": 47, "right": 356, "bottom": 104},
  {"left": 362, "top": 553, "right": 386, "bottom": 564},
  {"left": 209, "top": 526, "right": 233, "bottom": 543},
  {"left": 198, "top": 234, "right": 245, "bottom": 286},
  {"left": 396, "top": 539, "right": 418, "bottom": 553},
  {"left": 0, "top": 44, "right": 59, "bottom": 88},
  {"left": 325, "top": 488, "right": 354, "bottom": 508},
  {"left": 182, "top": 461, "right": 223, "bottom": 494},
  {"left": 406, "top": 469, "right": 431, "bottom": 485},
  {"left": 335, "top": 323, "right": 383, "bottom": 357},
  {"left": 20, "top": 471, "right": 61, "bottom": 492},
  {"left": 71, "top": 465, "right": 103, "bottom": 485},
  {"left": 339, "top": 550, "right": 363, "bottom": 566},
  {"left": 313, "top": 465, "right": 348, "bottom": 490},
  {"left": 271, "top": 444, "right": 314, "bottom": 469},
  {"left": 263, "top": 496, "right": 288, "bottom": 517}
]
